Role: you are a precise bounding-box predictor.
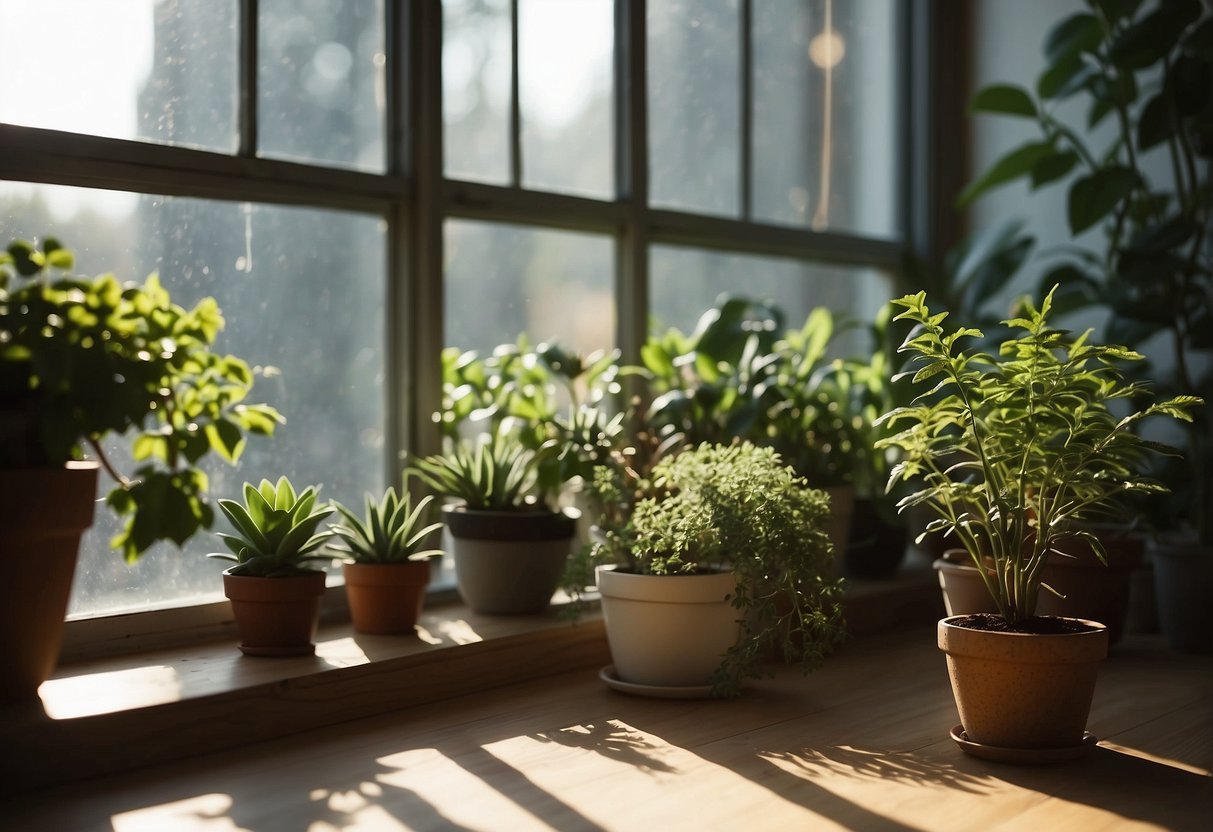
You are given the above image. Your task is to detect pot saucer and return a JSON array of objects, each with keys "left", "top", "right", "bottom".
[
  {"left": 598, "top": 665, "right": 715, "bottom": 699},
  {"left": 950, "top": 725, "right": 1097, "bottom": 764}
]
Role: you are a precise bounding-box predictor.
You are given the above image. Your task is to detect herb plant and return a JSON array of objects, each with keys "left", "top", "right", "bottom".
[
  {"left": 588, "top": 441, "right": 847, "bottom": 697},
  {"left": 876, "top": 288, "right": 1201, "bottom": 625},
  {"left": 208, "top": 477, "right": 334, "bottom": 577},
  {"left": 0, "top": 238, "right": 283, "bottom": 561},
  {"left": 329, "top": 487, "right": 444, "bottom": 564}
]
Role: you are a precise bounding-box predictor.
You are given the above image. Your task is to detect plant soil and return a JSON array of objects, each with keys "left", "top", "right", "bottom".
[{"left": 952, "top": 613, "right": 1100, "bottom": 635}]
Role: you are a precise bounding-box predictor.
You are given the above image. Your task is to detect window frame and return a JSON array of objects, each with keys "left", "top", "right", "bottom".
[{"left": 0, "top": 0, "right": 936, "bottom": 655}]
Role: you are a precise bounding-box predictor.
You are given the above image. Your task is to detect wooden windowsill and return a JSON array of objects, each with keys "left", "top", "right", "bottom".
[{"left": 0, "top": 560, "right": 942, "bottom": 796}]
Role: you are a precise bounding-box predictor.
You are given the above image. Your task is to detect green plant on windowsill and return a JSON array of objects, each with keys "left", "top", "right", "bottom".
[
  {"left": 410, "top": 430, "right": 562, "bottom": 512},
  {"left": 207, "top": 477, "right": 335, "bottom": 577},
  {"left": 875, "top": 287, "right": 1201, "bottom": 626},
  {"left": 578, "top": 440, "right": 846, "bottom": 697},
  {"left": 0, "top": 237, "right": 284, "bottom": 561},
  {"left": 329, "top": 487, "right": 444, "bottom": 565}
]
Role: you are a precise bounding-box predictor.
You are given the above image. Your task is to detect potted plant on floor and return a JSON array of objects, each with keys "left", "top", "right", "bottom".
[
  {"left": 410, "top": 432, "right": 578, "bottom": 615},
  {"left": 207, "top": 477, "right": 334, "bottom": 656},
  {"left": 329, "top": 487, "right": 444, "bottom": 634},
  {"left": 578, "top": 439, "right": 846, "bottom": 698},
  {"left": 960, "top": 0, "right": 1213, "bottom": 652},
  {"left": 876, "top": 288, "right": 1199, "bottom": 760},
  {"left": 0, "top": 238, "right": 282, "bottom": 701}
]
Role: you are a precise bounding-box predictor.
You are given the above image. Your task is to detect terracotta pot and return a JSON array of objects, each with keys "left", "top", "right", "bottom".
[
  {"left": 0, "top": 461, "right": 99, "bottom": 702},
  {"left": 933, "top": 551, "right": 999, "bottom": 616},
  {"left": 223, "top": 570, "right": 327, "bottom": 656},
  {"left": 343, "top": 560, "right": 433, "bottom": 635},
  {"left": 938, "top": 615, "right": 1108, "bottom": 750},
  {"left": 1151, "top": 538, "right": 1213, "bottom": 654},
  {"left": 597, "top": 566, "right": 739, "bottom": 687},
  {"left": 1036, "top": 532, "right": 1143, "bottom": 644},
  {"left": 444, "top": 505, "right": 577, "bottom": 615}
]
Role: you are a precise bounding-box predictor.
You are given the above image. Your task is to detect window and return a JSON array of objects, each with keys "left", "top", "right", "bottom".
[{"left": 0, "top": 1, "right": 914, "bottom": 631}]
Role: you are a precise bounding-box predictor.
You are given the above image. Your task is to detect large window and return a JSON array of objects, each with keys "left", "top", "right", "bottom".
[{"left": 0, "top": 0, "right": 911, "bottom": 626}]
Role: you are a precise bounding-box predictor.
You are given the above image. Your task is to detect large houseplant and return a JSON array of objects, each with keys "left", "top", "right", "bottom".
[
  {"left": 877, "top": 288, "right": 1199, "bottom": 758},
  {"left": 207, "top": 477, "right": 334, "bottom": 656},
  {"left": 960, "top": 0, "right": 1213, "bottom": 649},
  {"left": 410, "top": 432, "right": 578, "bottom": 615},
  {"left": 329, "top": 487, "right": 444, "bottom": 634},
  {"left": 0, "top": 238, "right": 281, "bottom": 700},
  {"left": 581, "top": 440, "right": 846, "bottom": 698}
]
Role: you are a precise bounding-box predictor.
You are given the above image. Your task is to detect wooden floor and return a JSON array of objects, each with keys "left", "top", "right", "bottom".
[{"left": 2, "top": 628, "right": 1210, "bottom": 832}]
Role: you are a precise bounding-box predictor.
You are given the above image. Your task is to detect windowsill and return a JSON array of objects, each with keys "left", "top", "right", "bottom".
[{"left": 0, "top": 558, "right": 941, "bottom": 797}]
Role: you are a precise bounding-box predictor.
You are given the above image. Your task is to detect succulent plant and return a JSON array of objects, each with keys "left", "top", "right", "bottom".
[
  {"left": 208, "top": 477, "right": 334, "bottom": 577},
  {"left": 329, "top": 487, "right": 444, "bottom": 564}
]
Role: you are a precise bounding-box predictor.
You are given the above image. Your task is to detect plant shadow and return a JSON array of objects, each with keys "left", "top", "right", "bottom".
[{"left": 531, "top": 719, "right": 679, "bottom": 774}]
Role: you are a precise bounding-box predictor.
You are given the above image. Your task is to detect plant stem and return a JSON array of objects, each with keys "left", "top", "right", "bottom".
[{"left": 87, "top": 436, "right": 132, "bottom": 489}]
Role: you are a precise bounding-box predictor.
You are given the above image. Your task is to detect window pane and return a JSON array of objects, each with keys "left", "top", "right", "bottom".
[
  {"left": 519, "top": 0, "right": 614, "bottom": 198},
  {"left": 0, "top": 0, "right": 238, "bottom": 151},
  {"left": 443, "top": 0, "right": 512, "bottom": 184},
  {"left": 1, "top": 184, "right": 387, "bottom": 617},
  {"left": 445, "top": 220, "right": 614, "bottom": 354},
  {"left": 650, "top": 244, "right": 892, "bottom": 354},
  {"left": 753, "top": 0, "right": 900, "bottom": 237},
  {"left": 648, "top": 0, "right": 740, "bottom": 217},
  {"left": 259, "top": 0, "right": 386, "bottom": 172}
]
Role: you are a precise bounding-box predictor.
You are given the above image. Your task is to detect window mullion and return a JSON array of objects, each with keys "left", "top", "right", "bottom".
[
  {"left": 616, "top": 0, "right": 649, "bottom": 369},
  {"left": 239, "top": 0, "right": 258, "bottom": 157},
  {"left": 509, "top": 0, "right": 523, "bottom": 187},
  {"left": 740, "top": 0, "right": 753, "bottom": 221}
]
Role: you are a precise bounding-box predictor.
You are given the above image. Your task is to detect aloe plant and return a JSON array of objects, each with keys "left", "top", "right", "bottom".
[
  {"left": 410, "top": 432, "right": 560, "bottom": 511},
  {"left": 208, "top": 477, "right": 335, "bottom": 577},
  {"left": 329, "top": 488, "right": 444, "bottom": 564}
]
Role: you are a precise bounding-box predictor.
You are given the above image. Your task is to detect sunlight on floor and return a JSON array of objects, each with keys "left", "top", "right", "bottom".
[{"left": 111, "top": 793, "right": 240, "bottom": 832}]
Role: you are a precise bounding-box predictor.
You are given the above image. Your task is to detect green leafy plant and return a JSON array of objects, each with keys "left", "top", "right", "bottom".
[
  {"left": 329, "top": 487, "right": 444, "bottom": 564},
  {"left": 0, "top": 237, "right": 283, "bottom": 561},
  {"left": 962, "top": 0, "right": 1213, "bottom": 542},
  {"left": 207, "top": 477, "right": 334, "bottom": 577},
  {"left": 876, "top": 288, "right": 1202, "bottom": 625},
  {"left": 583, "top": 441, "right": 847, "bottom": 697},
  {"left": 410, "top": 431, "right": 560, "bottom": 512}
]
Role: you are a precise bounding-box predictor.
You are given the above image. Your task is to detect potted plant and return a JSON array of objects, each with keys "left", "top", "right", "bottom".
[
  {"left": 0, "top": 238, "right": 282, "bottom": 701},
  {"left": 329, "top": 487, "right": 444, "bottom": 634},
  {"left": 960, "top": 0, "right": 1213, "bottom": 651},
  {"left": 876, "top": 288, "right": 1199, "bottom": 760},
  {"left": 410, "top": 432, "right": 577, "bottom": 615},
  {"left": 207, "top": 477, "right": 334, "bottom": 656},
  {"left": 578, "top": 439, "right": 846, "bottom": 698}
]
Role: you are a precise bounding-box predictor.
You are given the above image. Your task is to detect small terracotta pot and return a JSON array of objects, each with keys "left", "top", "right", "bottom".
[
  {"left": 1036, "top": 533, "right": 1143, "bottom": 644},
  {"left": 223, "top": 570, "right": 327, "bottom": 657},
  {"left": 343, "top": 560, "right": 433, "bottom": 635},
  {"left": 0, "top": 461, "right": 99, "bottom": 702},
  {"left": 597, "top": 566, "right": 739, "bottom": 687},
  {"left": 938, "top": 615, "right": 1108, "bottom": 750},
  {"left": 933, "top": 551, "right": 999, "bottom": 616}
]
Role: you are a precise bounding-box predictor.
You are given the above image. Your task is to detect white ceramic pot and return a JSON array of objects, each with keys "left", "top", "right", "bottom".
[{"left": 597, "top": 565, "right": 739, "bottom": 687}]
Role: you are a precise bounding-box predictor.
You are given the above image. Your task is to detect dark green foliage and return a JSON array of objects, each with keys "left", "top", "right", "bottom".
[{"left": 0, "top": 238, "right": 283, "bottom": 561}]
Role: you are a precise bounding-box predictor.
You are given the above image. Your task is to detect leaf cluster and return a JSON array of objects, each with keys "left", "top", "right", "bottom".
[
  {"left": 410, "top": 431, "right": 559, "bottom": 512},
  {"left": 876, "top": 287, "right": 1202, "bottom": 624},
  {"left": 640, "top": 295, "right": 896, "bottom": 490},
  {"left": 329, "top": 488, "right": 444, "bottom": 564},
  {"left": 207, "top": 477, "right": 334, "bottom": 577},
  {"left": 589, "top": 441, "right": 847, "bottom": 697},
  {"left": 0, "top": 238, "right": 283, "bottom": 561}
]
